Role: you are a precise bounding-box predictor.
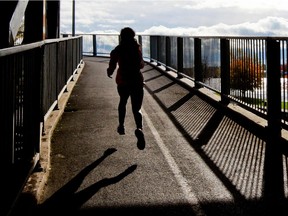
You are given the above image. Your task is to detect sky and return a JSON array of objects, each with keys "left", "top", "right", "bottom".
[{"left": 59, "top": 0, "right": 288, "bottom": 36}]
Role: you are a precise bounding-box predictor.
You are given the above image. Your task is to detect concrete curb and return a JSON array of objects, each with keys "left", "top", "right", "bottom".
[{"left": 21, "top": 60, "right": 85, "bottom": 204}]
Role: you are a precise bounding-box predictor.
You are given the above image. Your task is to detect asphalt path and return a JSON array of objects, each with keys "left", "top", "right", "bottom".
[{"left": 10, "top": 56, "right": 286, "bottom": 216}]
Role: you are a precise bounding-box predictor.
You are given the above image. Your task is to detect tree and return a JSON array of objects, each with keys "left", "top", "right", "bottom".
[{"left": 230, "top": 49, "right": 263, "bottom": 100}]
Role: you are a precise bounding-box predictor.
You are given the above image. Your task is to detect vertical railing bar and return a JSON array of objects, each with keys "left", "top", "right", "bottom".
[
  {"left": 250, "top": 39, "right": 254, "bottom": 109},
  {"left": 19, "top": 54, "right": 24, "bottom": 155},
  {"left": 243, "top": 39, "right": 247, "bottom": 102},
  {"left": 280, "top": 40, "right": 284, "bottom": 122},
  {"left": 258, "top": 39, "right": 261, "bottom": 111},
  {"left": 242, "top": 38, "right": 245, "bottom": 101},
  {"left": 177, "top": 37, "right": 183, "bottom": 78},
  {"left": 244, "top": 38, "right": 247, "bottom": 102},
  {"left": 259, "top": 39, "right": 263, "bottom": 111},
  {"left": 157, "top": 36, "right": 161, "bottom": 66},
  {"left": 252, "top": 39, "right": 255, "bottom": 109},
  {"left": 220, "top": 38, "right": 230, "bottom": 104},
  {"left": 194, "top": 37, "right": 202, "bottom": 88},
  {"left": 242, "top": 39, "right": 249, "bottom": 106},
  {"left": 93, "top": 34, "right": 97, "bottom": 57},
  {"left": 283, "top": 40, "right": 286, "bottom": 118},
  {"left": 149, "top": 36, "right": 153, "bottom": 62},
  {"left": 55, "top": 42, "right": 59, "bottom": 110},
  {"left": 284, "top": 40, "right": 288, "bottom": 123},
  {"left": 161, "top": 36, "right": 165, "bottom": 66},
  {"left": 261, "top": 39, "right": 267, "bottom": 113},
  {"left": 236, "top": 38, "right": 238, "bottom": 99},
  {"left": 261, "top": 39, "right": 263, "bottom": 112},
  {"left": 230, "top": 39, "right": 237, "bottom": 98},
  {"left": 251, "top": 39, "right": 255, "bottom": 109},
  {"left": 138, "top": 35, "right": 142, "bottom": 49},
  {"left": 284, "top": 40, "right": 286, "bottom": 121},
  {"left": 282, "top": 40, "right": 287, "bottom": 123},
  {"left": 259, "top": 39, "right": 264, "bottom": 112},
  {"left": 246, "top": 39, "right": 249, "bottom": 105},
  {"left": 236, "top": 39, "right": 239, "bottom": 100},
  {"left": 230, "top": 38, "right": 234, "bottom": 98},
  {"left": 236, "top": 39, "right": 240, "bottom": 99},
  {"left": 257, "top": 39, "right": 261, "bottom": 111},
  {"left": 14, "top": 56, "right": 17, "bottom": 162},
  {"left": 166, "top": 36, "right": 171, "bottom": 71},
  {"left": 253, "top": 39, "right": 257, "bottom": 110},
  {"left": 285, "top": 40, "right": 287, "bottom": 124},
  {"left": 19, "top": 54, "right": 24, "bottom": 160},
  {"left": 249, "top": 39, "right": 252, "bottom": 106},
  {"left": 257, "top": 38, "right": 261, "bottom": 112}
]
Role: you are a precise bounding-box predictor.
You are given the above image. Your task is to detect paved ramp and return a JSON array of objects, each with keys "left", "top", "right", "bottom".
[{"left": 10, "top": 57, "right": 288, "bottom": 216}]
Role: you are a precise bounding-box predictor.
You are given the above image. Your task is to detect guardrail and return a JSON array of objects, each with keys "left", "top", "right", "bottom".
[
  {"left": 76, "top": 34, "right": 287, "bottom": 135},
  {"left": 75, "top": 33, "right": 288, "bottom": 206},
  {"left": 0, "top": 36, "right": 82, "bottom": 171}
]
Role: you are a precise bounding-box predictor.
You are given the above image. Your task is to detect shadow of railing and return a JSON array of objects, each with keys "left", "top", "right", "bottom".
[{"left": 143, "top": 63, "right": 288, "bottom": 215}]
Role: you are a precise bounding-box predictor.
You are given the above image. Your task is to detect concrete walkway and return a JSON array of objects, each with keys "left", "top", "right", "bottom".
[{"left": 10, "top": 56, "right": 288, "bottom": 216}]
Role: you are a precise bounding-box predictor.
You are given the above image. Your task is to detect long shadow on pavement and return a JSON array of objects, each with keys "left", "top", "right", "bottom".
[
  {"left": 12, "top": 148, "right": 137, "bottom": 216},
  {"left": 143, "top": 64, "right": 288, "bottom": 216}
]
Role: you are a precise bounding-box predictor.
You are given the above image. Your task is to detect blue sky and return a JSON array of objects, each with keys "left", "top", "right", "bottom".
[{"left": 60, "top": 0, "right": 288, "bottom": 36}]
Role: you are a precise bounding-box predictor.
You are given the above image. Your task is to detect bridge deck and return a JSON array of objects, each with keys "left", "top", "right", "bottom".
[{"left": 10, "top": 57, "right": 287, "bottom": 216}]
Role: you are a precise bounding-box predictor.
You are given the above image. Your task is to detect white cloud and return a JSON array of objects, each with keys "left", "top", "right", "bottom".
[
  {"left": 60, "top": 0, "right": 288, "bottom": 36},
  {"left": 174, "top": 0, "right": 288, "bottom": 10},
  {"left": 140, "top": 17, "right": 288, "bottom": 36}
]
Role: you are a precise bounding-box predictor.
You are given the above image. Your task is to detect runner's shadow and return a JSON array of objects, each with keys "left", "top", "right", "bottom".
[{"left": 37, "top": 148, "right": 137, "bottom": 215}]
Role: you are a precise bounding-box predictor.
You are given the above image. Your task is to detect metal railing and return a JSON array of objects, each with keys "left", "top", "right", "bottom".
[
  {"left": 78, "top": 34, "right": 288, "bottom": 204},
  {"left": 77, "top": 34, "right": 288, "bottom": 133},
  {"left": 0, "top": 36, "right": 83, "bottom": 171}
]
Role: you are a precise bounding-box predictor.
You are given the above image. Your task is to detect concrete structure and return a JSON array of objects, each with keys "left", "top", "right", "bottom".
[
  {"left": 9, "top": 57, "right": 288, "bottom": 216},
  {"left": 0, "top": 0, "right": 59, "bottom": 48}
]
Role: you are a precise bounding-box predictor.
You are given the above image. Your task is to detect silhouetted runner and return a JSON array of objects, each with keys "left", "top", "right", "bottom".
[{"left": 107, "top": 27, "right": 145, "bottom": 150}]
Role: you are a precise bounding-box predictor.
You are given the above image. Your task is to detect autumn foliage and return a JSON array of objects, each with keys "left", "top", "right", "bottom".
[{"left": 230, "top": 51, "right": 263, "bottom": 98}]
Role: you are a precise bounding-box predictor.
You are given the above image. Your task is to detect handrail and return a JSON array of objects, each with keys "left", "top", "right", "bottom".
[
  {"left": 0, "top": 36, "right": 82, "bottom": 57},
  {"left": 0, "top": 36, "right": 82, "bottom": 168}
]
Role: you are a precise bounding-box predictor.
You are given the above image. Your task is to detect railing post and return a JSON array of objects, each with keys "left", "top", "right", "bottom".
[
  {"left": 79, "top": 36, "right": 82, "bottom": 60},
  {"left": 166, "top": 36, "right": 171, "bottom": 71},
  {"left": 177, "top": 37, "right": 183, "bottom": 78},
  {"left": 150, "top": 36, "right": 157, "bottom": 62},
  {"left": 266, "top": 39, "right": 282, "bottom": 128},
  {"left": 220, "top": 38, "right": 230, "bottom": 104},
  {"left": 0, "top": 56, "right": 15, "bottom": 166},
  {"left": 264, "top": 38, "right": 284, "bottom": 213},
  {"left": 157, "top": 36, "right": 161, "bottom": 66},
  {"left": 194, "top": 38, "right": 203, "bottom": 88},
  {"left": 138, "top": 35, "right": 142, "bottom": 47},
  {"left": 93, "top": 35, "right": 97, "bottom": 57}
]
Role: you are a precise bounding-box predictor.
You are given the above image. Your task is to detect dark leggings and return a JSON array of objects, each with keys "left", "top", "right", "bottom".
[{"left": 117, "top": 85, "right": 144, "bottom": 129}]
